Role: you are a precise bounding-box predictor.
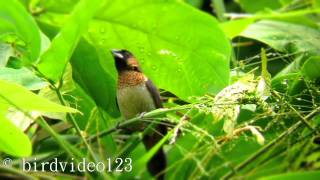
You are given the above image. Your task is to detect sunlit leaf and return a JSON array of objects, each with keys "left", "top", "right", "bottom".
[
  {"left": 37, "top": 0, "right": 231, "bottom": 101},
  {"left": 221, "top": 18, "right": 255, "bottom": 39},
  {"left": 0, "top": 79, "right": 78, "bottom": 113},
  {"left": 37, "top": 0, "right": 104, "bottom": 82}
]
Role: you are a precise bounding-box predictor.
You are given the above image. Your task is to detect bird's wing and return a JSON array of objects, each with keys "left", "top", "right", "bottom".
[
  {"left": 145, "top": 79, "right": 163, "bottom": 108},
  {"left": 145, "top": 79, "right": 167, "bottom": 135},
  {"left": 144, "top": 79, "right": 168, "bottom": 179}
]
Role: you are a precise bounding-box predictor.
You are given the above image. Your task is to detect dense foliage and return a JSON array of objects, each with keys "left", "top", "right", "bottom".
[{"left": 0, "top": 0, "right": 320, "bottom": 179}]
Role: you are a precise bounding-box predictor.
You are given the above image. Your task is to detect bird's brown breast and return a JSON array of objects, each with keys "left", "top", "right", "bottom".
[
  {"left": 117, "top": 71, "right": 156, "bottom": 130},
  {"left": 118, "top": 71, "right": 146, "bottom": 88}
]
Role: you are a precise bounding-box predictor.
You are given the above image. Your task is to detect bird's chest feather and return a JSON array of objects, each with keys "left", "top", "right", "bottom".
[{"left": 117, "top": 84, "right": 156, "bottom": 120}]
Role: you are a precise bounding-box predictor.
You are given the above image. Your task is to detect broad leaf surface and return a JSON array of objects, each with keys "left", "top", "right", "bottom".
[
  {"left": 37, "top": 0, "right": 104, "bottom": 82},
  {"left": 36, "top": 0, "right": 231, "bottom": 101}
]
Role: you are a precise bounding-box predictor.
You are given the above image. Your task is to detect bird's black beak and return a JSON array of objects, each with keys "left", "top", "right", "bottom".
[{"left": 111, "top": 49, "right": 124, "bottom": 59}]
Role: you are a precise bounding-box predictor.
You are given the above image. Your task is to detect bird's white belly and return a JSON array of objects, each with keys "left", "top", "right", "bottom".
[{"left": 117, "top": 84, "right": 156, "bottom": 120}]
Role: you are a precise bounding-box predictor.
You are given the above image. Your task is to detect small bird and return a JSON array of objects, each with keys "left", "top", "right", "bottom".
[{"left": 111, "top": 49, "right": 167, "bottom": 180}]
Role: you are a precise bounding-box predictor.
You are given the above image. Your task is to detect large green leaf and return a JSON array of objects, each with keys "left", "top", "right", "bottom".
[
  {"left": 37, "top": 0, "right": 104, "bottom": 82},
  {"left": 36, "top": 21, "right": 119, "bottom": 116},
  {"left": 71, "top": 39, "right": 119, "bottom": 117},
  {"left": 0, "top": 0, "right": 41, "bottom": 62},
  {"left": 0, "top": 79, "right": 78, "bottom": 113},
  {"left": 36, "top": 0, "right": 231, "bottom": 101},
  {"left": 0, "top": 107, "right": 32, "bottom": 157}
]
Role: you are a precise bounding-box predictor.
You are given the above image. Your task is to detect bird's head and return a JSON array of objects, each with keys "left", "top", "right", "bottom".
[{"left": 111, "top": 49, "right": 141, "bottom": 73}]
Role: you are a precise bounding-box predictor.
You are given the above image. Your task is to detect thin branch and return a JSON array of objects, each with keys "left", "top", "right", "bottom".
[{"left": 87, "top": 106, "right": 191, "bottom": 142}]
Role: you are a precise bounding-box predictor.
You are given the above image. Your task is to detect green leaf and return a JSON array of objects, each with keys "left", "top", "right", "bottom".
[
  {"left": 0, "top": 113, "right": 32, "bottom": 157},
  {"left": 71, "top": 39, "right": 119, "bottom": 117},
  {"left": 279, "top": 0, "right": 294, "bottom": 6},
  {"left": 37, "top": 0, "right": 104, "bottom": 82},
  {"left": 259, "top": 171, "right": 320, "bottom": 180},
  {"left": 235, "top": 0, "right": 282, "bottom": 13},
  {"left": 0, "top": 0, "right": 41, "bottom": 62},
  {"left": 241, "top": 20, "right": 320, "bottom": 77},
  {"left": 271, "top": 73, "right": 299, "bottom": 92},
  {"left": 0, "top": 79, "right": 78, "bottom": 113},
  {"left": 241, "top": 20, "right": 320, "bottom": 55},
  {"left": 37, "top": 63, "right": 75, "bottom": 121},
  {"left": 0, "top": 67, "right": 47, "bottom": 90},
  {"left": 220, "top": 18, "right": 255, "bottom": 39},
  {"left": 314, "top": 0, "right": 320, "bottom": 8},
  {"left": 301, "top": 56, "right": 320, "bottom": 80},
  {"left": 37, "top": 0, "right": 231, "bottom": 100},
  {"left": 184, "top": 0, "right": 203, "bottom": 8},
  {"left": 221, "top": 8, "right": 320, "bottom": 39}
]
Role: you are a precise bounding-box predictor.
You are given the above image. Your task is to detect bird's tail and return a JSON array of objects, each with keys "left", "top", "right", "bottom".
[{"left": 142, "top": 125, "right": 167, "bottom": 180}]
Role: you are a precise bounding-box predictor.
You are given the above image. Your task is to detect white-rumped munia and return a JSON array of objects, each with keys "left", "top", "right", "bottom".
[{"left": 111, "top": 49, "right": 167, "bottom": 180}]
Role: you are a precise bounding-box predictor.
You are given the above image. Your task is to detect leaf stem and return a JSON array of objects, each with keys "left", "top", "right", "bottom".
[{"left": 52, "top": 84, "right": 98, "bottom": 162}]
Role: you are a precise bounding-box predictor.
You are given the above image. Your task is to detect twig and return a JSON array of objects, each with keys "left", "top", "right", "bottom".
[{"left": 87, "top": 106, "right": 191, "bottom": 142}]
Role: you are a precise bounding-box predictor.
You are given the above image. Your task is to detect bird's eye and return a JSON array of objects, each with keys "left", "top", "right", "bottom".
[{"left": 132, "top": 66, "right": 139, "bottom": 71}]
